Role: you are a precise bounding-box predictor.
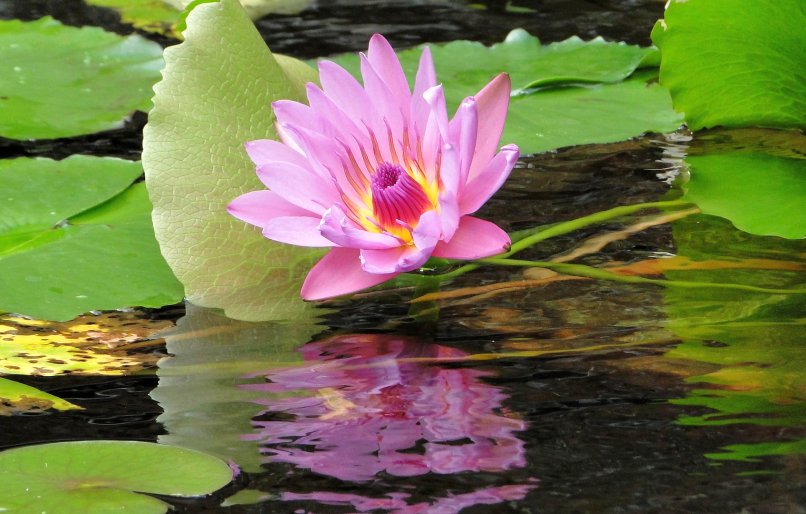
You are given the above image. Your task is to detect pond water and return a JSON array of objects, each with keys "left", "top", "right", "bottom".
[{"left": 1, "top": 1, "right": 804, "bottom": 513}]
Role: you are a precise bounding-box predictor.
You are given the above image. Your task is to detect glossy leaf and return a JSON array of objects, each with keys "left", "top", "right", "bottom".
[
  {"left": 683, "top": 152, "right": 806, "bottom": 239},
  {"left": 331, "top": 29, "right": 654, "bottom": 101},
  {"left": 143, "top": 0, "right": 325, "bottom": 321},
  {"left": 0, "top": 377, "right": 80, "bottom": 415},
  {"left": 504, "top": 72, "right": 682, "bottom": 154},
  {"left": 652, "top": 0, "right": 806, "bottom": 130},
  {"left": 0, "top": 17, "right": 163, "bottom": 140},
  {"left": 152, "top": 303, "right": 319, "bottom": 472},
  {"left": 0, "top": 157, "right": 183, "bottom": 321},
  {"left": 0, "top": 441, "right": 232, "bottom": 514}
]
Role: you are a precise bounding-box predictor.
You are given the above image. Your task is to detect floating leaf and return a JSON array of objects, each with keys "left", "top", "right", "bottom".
[
  {"left": 0, "top": 377, "right": 80, "bottom": 415},
  {"left": 682, "top": 152, "right": 806, "bottom": 239},
  {"left": 504, "top": 72, "right": 682, "bottom": 154},
  {"left": 0, "top": 17, "right": 163, "bottom": 140},
  {"left": 0, "top": 311, "right": 173, "bottom": 376},
  {"left": 143, "top": 0, "right": 325, "bottom": 321},
  {"left": 0, "top": 156, "right": 183, "bottom": 321},
  {"left": 330, "top": 33, "right": 680, "bottom": 154},
  {"left": 652, "top": 0, "right": 806, "bottom": 130},
  {"left": 0, "top": 441, "right": 233, "bottom": 514},
  {"left": 152, "top": 304, "right": 319, "bottom": 472},
  {"left": 331, "top": 29, "right": 653, "bottom": 100},
  {"left": 86, "top": 0, "right": 182, "bottom": 37}
]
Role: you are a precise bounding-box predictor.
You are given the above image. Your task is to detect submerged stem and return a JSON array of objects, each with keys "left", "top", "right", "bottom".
[{"left": 478, "top": 258, "right": 806, "bottom": 295}]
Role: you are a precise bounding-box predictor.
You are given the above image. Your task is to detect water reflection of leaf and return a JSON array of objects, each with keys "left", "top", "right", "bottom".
[
  {"left": 245, "top": 334, "right": 527, "bottom": 482},
  {"left": 151, "top": 303, "right": 320, "bottom": 473},
  {"left": 664, "top": 216, "right": 806, "bottom": 434}
]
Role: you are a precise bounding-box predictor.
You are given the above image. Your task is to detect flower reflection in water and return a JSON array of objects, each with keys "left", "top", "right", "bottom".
[{"left": 243, "top": 334, "right": 535, "bottom": 511}]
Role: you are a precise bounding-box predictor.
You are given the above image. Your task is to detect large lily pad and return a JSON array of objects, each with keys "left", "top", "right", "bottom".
[
  {"left": 152, "top": 303, "right": 319, "bottom": 472},
  {"left": 0, "top": 17, "right": 163, "bottom": 140},
  {"left": 652, "top": 0, "right": 806, "bottom": 130},
  {"left": 0, "top": 441, "right": 233, "bottom": 514},
  {"left": 143, "top": 0, "right": 326, "bottom": 322},
  {"left": 330, "top": 32, "right": 680, "bottom": 154},
  {"left": 682, "top": 152, "right": 806, "bottom": 239},
  {"left": 331, "top": 29, "right": 654, "bottom": 101},
  {"left": 0, "top": 156, "right": 183, "bottom": 321},
  {"left": 504, "top": 71, "right": 682, "bottom": 154}
]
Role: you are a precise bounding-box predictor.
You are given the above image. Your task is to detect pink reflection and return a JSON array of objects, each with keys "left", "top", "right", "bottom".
[
  {"left": 282, "top": 482, "right": 537, "bottom": 513},
  {"left": 243, "top": 334, "right": 528, "bottom": 483}
]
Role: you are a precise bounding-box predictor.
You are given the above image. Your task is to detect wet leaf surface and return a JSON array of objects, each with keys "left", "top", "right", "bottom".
[
  {"left": 0, "top": 156, "right": 183, "bottom": 320},
  {"left": 0, "top": 17, "right": 162, "bottom": 140},
  {"left": 652, "top": 0, "right": 806, "bottom": 130},
  {"left": 0, "top": 440, "right": 233, "bottom": 514}
]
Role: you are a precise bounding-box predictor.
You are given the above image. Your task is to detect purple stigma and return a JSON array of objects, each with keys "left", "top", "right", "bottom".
[{"left": 370, "top": 162, "right": 431, "bottom": 230}]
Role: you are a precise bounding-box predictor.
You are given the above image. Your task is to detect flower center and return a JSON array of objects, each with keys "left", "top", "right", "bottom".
[{"left": 370, "top": 162, "right": 431, "bottom": 231}]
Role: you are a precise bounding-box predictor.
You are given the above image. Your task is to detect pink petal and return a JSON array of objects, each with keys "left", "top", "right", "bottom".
[
  {"left": 244, "top": 139, "right": 310, "bottom": 169},
  {"left": 318, "top": 60, "right": 377, "bottom": 129},
  {"left": 432, "top": 216, "right": 510, "bottom": 260},
  {"left": 272, "top": 100, "right": 321, "bottom": 135},
  {"left": 360, "top": 245, "right": 432, "bottom": 274},
  {"left": 412, "top": 210, "right": 442, "bottom": 251},
  {"left": 227, "top": 190, "right": 317, "bottom": 228},
  {"left": 413, "top": 46, "right": 437, "bottom": 102},
  {"left": 263, "top": 216, "right": 333, "bottom": 247},
  {"left": 301, "top": 248, "right": 398, "bottom": 300},
  {"left": 320, "top": 205, "right": 402, "bottom": 249},
  {"left": 459, "top": 143, "right": 519, "bottom": 215},
  {"left": 256, "top": 162, "right": 339, "bottom": 215},
  {"left": 366, "top": 34, "right": 411, "bottom": 107},
  {"left": 359, "top": 53, "right": 405, "bottom": 151},
  {"left": 467, "top": 73, "right": 512, "bottom": 182},
  {"left": 448, "top": 97, "right": 478, "bottom": 184}
]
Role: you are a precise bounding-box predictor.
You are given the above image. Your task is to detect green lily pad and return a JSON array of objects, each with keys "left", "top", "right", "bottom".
[
  {"left": 86, "top": 0, "right": 182, "bottom": 37},
  {"left": 0, "top": 17, "right": 163, "bottom": 140},
  {"left": 0, "top": 441, "right": 233, "bottom": 514},
  {"left": 143, "top": 0, "right": 326, "bottom": 322},
  {"left": 505, "top": 71, "right": 682, "bottom": 154},
  {"left": 330, "top": 32, "right": 680, "bottom": 154},
  {"left": 152, "top": 303, "right": 319, "bottom": 472},
  {"left": 0, "top": 377, "right": 80, "bottom": 415},
  {"left": 652, "top": 0, "right": 806, "bottom": 130},
  {"left": 682, "top": 152, "right": 806, "bottom": 239},
  {"left": 0, "top": 156, "right": 183, "bottom": 321},
  {"left": 331, "top": 29, "right": 654, "bottom": 100}
]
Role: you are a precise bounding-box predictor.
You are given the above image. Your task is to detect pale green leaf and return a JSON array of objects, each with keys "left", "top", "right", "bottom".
[
  {"left": 143, "top": 0, "right": 325, "bottom": 321},
  {"left": 0, "top": 377, "right": 80, "bottom": 415}
]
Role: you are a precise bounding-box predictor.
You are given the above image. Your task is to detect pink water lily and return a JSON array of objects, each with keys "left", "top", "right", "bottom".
[{"left": 228, "top": 34, "right": 519, "bottom": 300}]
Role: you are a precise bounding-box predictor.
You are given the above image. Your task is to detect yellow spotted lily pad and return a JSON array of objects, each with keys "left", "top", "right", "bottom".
[{"left": 0, "top": 311, "right": 173, "bottom": 376}]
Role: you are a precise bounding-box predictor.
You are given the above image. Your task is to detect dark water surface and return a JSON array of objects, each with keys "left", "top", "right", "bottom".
[{"left": 1, "top": 1, "right": 804, "bottom": 513}]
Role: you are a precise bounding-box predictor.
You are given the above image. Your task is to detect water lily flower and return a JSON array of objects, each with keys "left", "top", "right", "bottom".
[{"left": 228, "top": 34, "right": 519, "bottom": 300}]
